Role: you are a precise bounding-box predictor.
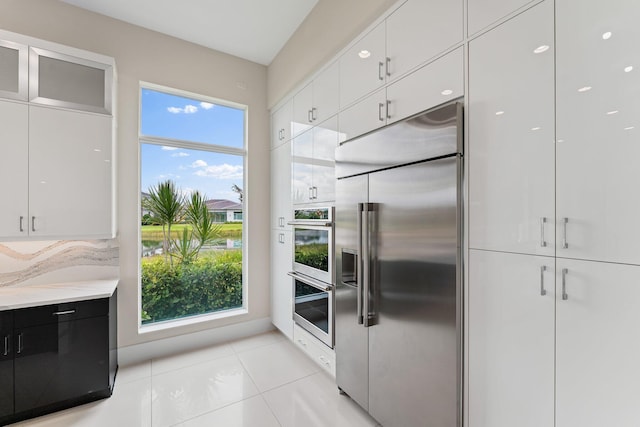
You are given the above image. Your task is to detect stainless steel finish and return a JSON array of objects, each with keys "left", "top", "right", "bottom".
[
  {"left": 562, "top": 217, "right": 569, "bottom": 248},
  {"left": 52, "top": 310, "right": 76, "bottom": 316},
  {"left": 288, "top": 271, "right": 333, "bottom": 292},
  {"left": 540, "top": 217, "right": 547, "bottom": 247},
  {"left": 357, "top": 203, "right": 364, "bottom": 325},
  {"left": 378, "top": 61, "right": 384, "bottom": 81},
  {"left": 31, "top": 216, "right": 35, "bottom": 232},
  {"left": 335, "top": 101, "right": 463, "bottom": 427},
  {"left": 562, "top": 268, "right": 569, "bottom": 300},
  {"left": 3, "top": 335, "right": 8, "bottom": 356},
  {"left": 0, "top": 39, "right": 28, "bottom": 101},
  {"left": 17, "top": 333, "right": 22, "bottom": 354},
  {"left": 540, "top": 265, "right": 547, "bottom": 296},
  {"left": 378, "top": 102, "right": 384, "bottom": 121},
  {"left": 19, "top": 216, "right": 24, "bottom": 233},
  {"left": 288, "top": 220, "right": 333, "bottom": 227},
  {"left": 385, "top": 57, "right": 391, "bottom": 77}
]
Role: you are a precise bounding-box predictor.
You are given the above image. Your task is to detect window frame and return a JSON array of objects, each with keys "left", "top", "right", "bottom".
[{"left": 137, "top": 81, "right": 249, "bottom": 331}]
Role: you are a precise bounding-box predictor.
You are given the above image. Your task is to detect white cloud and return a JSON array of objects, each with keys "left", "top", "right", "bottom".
[
  {"left": 191, "top": 160, "right": 208, "bottom": 168},
  {"left": 172, "top": 152, "right": 189, "bottom": 157},
  {"left": 167, "top": 104, "right": 199, "bottom": 114},
  {"left": 200, "top": 102, "right": 214, "bottom": 110},
  {"left": 161, "top": 146, "right": 178, "bottom": 151},
  {"left": 193, "top": 163, "right": 243, "bottom": 180}
]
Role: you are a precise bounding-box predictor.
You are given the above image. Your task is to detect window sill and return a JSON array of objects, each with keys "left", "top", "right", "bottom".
[{"left": 138, "top": 306, "right": 248, "bottom": 334}]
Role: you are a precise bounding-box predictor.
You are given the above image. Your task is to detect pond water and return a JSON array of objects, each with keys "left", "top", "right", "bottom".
[{"left": 141, "top": 238, "right": 242, "bottom": 257}]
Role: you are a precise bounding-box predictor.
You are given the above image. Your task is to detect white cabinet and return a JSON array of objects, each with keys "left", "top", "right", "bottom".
[
  {"left": 271, "top": 230, "right": 293, "bottom": 339},
  {"left": 467, "top": 0, "right": 535, "bottom": 36},
  {"left": 292, "top": 61, "right": 339, "bottom": 137},
  {"left": 468, "top": 0, "right": 555, "bottom": 256},
  {"left": 0, "top": 39, "right": 27, "bottom": 101},
  {"left": 555, "top": 258, "right": 640, "bottom": 427},
  {"left": 0, "top": 100, "right": 29, "bottom": 238},
  {"left": 293, "top": 323, "right": 335, "bottom": 377},
  {"left": 28, "top": 106, "right": 113, "bottom": 238},
  {"left": 338, "top": 89, "right": 387, "bottom": 143},
  {"left": 292, "top": 116, "right": 338, "bottom": 204},
  {"left": 339, "top": 22, "right": 386, "bottom": 109},
  {"left": 271, "top": 141, "right": 292, "bottom": 228},
  {"left": 469, "top": 250, "right": 554, "bottom": 427},
  {"left": 556, "top": 0, "right": 640, "bottom": 266},
  {"left": 271, "top": 99, "right": 293, "bottom": 148},
  {"left": 386, "top": 0, "right": 463, "bottom": 81}
]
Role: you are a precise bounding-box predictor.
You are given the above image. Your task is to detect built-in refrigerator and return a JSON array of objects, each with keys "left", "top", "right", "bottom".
[{"left": 335, "top": 101, "right": 463, "bottom": 427}]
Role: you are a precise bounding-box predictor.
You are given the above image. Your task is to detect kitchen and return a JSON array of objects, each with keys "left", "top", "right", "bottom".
[{"left": 0, "top": 0, "right": 639, "bottom": 426}]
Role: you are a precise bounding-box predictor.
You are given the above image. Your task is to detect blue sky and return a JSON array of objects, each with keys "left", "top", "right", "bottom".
[{"left": 140, "top": 88, "right": 245, "bottom": 202}]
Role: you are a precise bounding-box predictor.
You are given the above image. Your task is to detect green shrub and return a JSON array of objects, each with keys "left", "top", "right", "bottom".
[
  {"left": 141, "top": 250, "right": 242, "bottom": 324},
  {"left": 295, "top": 244, "right": 328, "bottom": 270}
]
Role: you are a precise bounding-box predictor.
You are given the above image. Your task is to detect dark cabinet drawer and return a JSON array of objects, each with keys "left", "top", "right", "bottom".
[
  {"left": 0, "top": 311, "right": 13, "bottom": 420},
  {"left": 14, "top": 298, "right": 109, "bottom": 328}
]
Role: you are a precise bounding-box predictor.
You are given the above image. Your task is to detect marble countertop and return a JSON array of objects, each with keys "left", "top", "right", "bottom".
[{"left": 0, "top": 279, "right": 118, "bottom": 311}]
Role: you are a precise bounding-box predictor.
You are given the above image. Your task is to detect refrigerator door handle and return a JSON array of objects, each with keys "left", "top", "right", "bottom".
[
  {"left": 357, "top": 203, "right": 364, "bottom": 325},
  {"left": 361, "top": 202, "right": 376, "bottom": 328}
]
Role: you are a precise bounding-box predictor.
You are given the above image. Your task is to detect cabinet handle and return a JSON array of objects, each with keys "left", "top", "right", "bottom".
[
  {"left": 52, "top": 310, "right": 76, "bottom": 316},
  {"left": 308, "top": 187, "right": 313, "bottom": 200},
  {"left": 378, "top": 61, "right": 384, "bottom": 81},
  {"left": 540, "top": 265, "right": 547, "bottom": 296},
  {"left": 385, "top": 57, "right": 391, "bottom": 77},
  {"left": 3, "top": 335, "right": 9, "bottom": 356},
  {"left": 311, "top": 107, "right": 317, "bottom": 122},
  {"left": 278, "top": 216, "right": 284, "bottom": 227},
  {"left": 378, "top": 103, "right": 385, "bottom": 121},
  {"left": 308, "top": 109, "right": 313, "bottom": 123},
  {"left": 319, "top": 355, "right": 331, "bottom": 367},
  {"left": 297, "top": 338, "right": 307, "bottom": 348},
  {"left": 386, "top": 99, "right": 391, "bottom": 120},
  {"left": 313, "top": 187, "right": 318, "bottom": 200},
  {"left": 31, "top": 216, "right": 36, "bottom": 232},
  {"left": 19, "top": 216, "right": 24, "bottom": 232},
  {"left": 279, "top": 233, "right": 285, "bottom": 244},
  {"left": 561, "top": 268, "right": 569, "bottom": 300},
  {"left": 17, "top": 333, "right": 23, "bottom": 354},
  {"left": 540, "top": 217, "right": 547, "bottom": 247},
  {"left": 561, "top": 217, "right": 569, "bottom": 248}
]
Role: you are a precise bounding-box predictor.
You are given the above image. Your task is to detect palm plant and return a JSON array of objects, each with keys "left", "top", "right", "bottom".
[
  {"left": 184, "top": 191, "right": 221, "bottom": 252},
  {"left": 143, "top": 180, "right": 184, "bottom": 263}
]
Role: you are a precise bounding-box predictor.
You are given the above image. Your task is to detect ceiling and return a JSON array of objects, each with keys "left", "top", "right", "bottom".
[{"left": 60, "top": 0, "right": 319, "bottom": 65}]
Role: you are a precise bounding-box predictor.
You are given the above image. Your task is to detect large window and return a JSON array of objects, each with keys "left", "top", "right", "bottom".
[{"left": 139, "top": 84, "right": 246, "bottom": 326}]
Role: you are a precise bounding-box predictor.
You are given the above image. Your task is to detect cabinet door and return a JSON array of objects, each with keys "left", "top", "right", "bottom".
[
  {"left": 0, "top": 312, "right": 13, "bottom": 420},
  {"left": 0, "top": 100, "right": 29, "bottom": 239},
  {"left": 339, "top": 22, "right": 386, "bottom": 109},
  {"left": 271, "top": 99, "right": 293, "bottom": 148},
  {"left": 386, "top": 47, "right": 464, "bottom": 125},
  {"left": 386, "top": 0, "right": 463, "bottom": 80},
  {"left": 292, "top": 128, "right": 313, "bottom": 204},
  {"left": 271, "top": 141, "right": 291, "bottom": 228},
  {"left": 312, "top": 60, "right": 339, "bottom": 124},
  {"left": 0, "top": 39, "right": 28, "bottom": 101},
  {"left": 556, "top": 259, "right": 640, "bottom": 426},
  {"left": 468, "top": 0, "right": 535, "bottom": 36},
  {"left": 556, "top": 0, "right": 640, "bottom": 265},
  {"left": 468, "top": 0, "right": 555, "bottom": 256},
  {"left": 468, "top": 250, "right": 554, "bottom": 427},
  {"left": 292, "top": 83, "right": 313, "bottom": 137},
  {"left": 338, "top": 88, "right": 387, "bottom": 143},
  {"left": 28, "top": 106, "right": 113, "bottom": 239},
  {"left": 270, "top": 230, "right": 293, "bottom": 339},
  {"left": 14, "top": 316, "right": 109, "bottom": 413},
  {"left": 311, "top": 116, "right": 338, "bottom": 204}
]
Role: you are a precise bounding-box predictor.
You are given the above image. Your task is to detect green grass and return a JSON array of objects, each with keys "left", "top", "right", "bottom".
[{"left": 141, "top": 223, "right": 242, "bottom": 240}]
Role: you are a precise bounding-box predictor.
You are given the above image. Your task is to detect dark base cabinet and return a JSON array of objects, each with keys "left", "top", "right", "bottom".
[{"left": 0, "top": 291, "right": 117, "bottom": 425}]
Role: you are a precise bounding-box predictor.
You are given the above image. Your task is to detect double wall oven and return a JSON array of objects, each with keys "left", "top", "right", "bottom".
[{"left": 288, "top": 207, "right": 334, "bottom": 348}]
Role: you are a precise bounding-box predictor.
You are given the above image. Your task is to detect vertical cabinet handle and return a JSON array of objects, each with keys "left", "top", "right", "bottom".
[
  {"left": 561, "top": 268, "right": 569, "bottom": 300},
  {"left": 378, "top": 103, "right": 385, "bottom": 121},
  {"left": 3, "top": 335, "right": 9, "bottom": 356},
  {"left": 308, "top": 187, "right": 313, "bottom": 200},
  {"left": 540, "top": 217, "right": 547, "bottom": 247},
  {"left": 308, "top": 109, "right": 313, "bottom": 123},
  {"left": 378, "top": 61, "right": 384, "bottom": 81},
  {"left": 311, "top": 107, "right": 317, "bottom": 122},
  {"left": 278, "top": 233, "right": 285, "bottom": 244},
  {"left": 19, "top": 216, "right": 24, "bottom": 232},
  {"left": 31, "top": 216, "right": 36, "bottom": 232},
  {"left": 17, "top": 333, "right": 23, "bottom": 354},
  {"left": 540, "top": 265, "right": 547, "bottom": 296},
  {"left": 385, "top": 57, "right": 391, "bottom": 77},
  {"left": 386, "top": 100, "right": 391, "bottom": 120},
  {"left": 313, "top": 187, "right": 318, "bottom": 200},
  {"left": 562, "top": 217, "right": 569, "bottom": 248}
]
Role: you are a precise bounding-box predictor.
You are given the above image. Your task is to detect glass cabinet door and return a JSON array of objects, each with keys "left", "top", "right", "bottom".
[{"left": 0, "top": 39, "right": 28, "bottom": 101}]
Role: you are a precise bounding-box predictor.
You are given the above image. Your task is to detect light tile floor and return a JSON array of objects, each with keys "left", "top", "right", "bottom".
[{"left": 10, "top": 331, "right": 380, "bottom": 427}]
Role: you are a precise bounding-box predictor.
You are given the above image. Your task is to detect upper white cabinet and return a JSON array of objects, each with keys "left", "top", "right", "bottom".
[
  {"left": 468, "top": 0, "right": 535, "bottom": 36},
  {"left": 338, "top": 88, "right": 387, "bottom": 143},
  {"left": 555, "top": 0, "right": 640, "bottom": 265},
  {"left": 339, "top": 23, "right": 386, "bottom": 109},
  {"left": 292, "top": 116, "right": 338, "bottom": 204},
  {"left": 292, "top": 61, "right": 339, "bottom": 137},
  {"left": 468, "top": 0, "right": 555, "bottom": 256},
  {"left": 0, "top": 100, "right": 29, "bottom": 238},
  {"left": 271, "top": 99, "right": 293, "bottom": 148},
  {"left": 386, "top": 0, "right": 463, "bottom": 81},
  {"left": 469, "top": 249, "right": 554, "bottom": 427},
  {"left": 0, "top": 39, "right": 28, "bottom": 101}
]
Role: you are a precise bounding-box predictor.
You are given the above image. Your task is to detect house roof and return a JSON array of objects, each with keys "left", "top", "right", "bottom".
[{"left": 206, "top": 199, "right": 242, "bottom": 211}]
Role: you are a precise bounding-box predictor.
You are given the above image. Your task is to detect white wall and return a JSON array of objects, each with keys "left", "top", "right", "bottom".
[{"left": 0, "top": 0, "right": 271, "bottom": 350}]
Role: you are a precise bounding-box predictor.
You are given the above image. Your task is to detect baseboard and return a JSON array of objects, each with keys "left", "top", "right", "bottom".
[{"left": 118, "top": 317, "right": 275, "bottom": 365}]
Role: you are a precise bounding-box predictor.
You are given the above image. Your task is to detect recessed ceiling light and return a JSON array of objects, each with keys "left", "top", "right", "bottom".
[
  {"left": 578, "top": 86, "right": 592, "bottom": 92},
  {"left": 441, "top": 89, "right": 453, "bottom": 96},
  {"left": 607, "top": 110, "right": 619, "bottom": 115},
  {"left": 531, "top": 127, "right": 541, "bottom": 131},
  {"left": 495, "top": 111, "right": 505, "bottom": 116},
  {"left": 358, "top": 50, "right": 371, "bottom": 59},
  {"left": 557, "top": 139, "right": 565, "bottom": 143},
  {"left": 624, "top": 126, "right": 635, "bottom": 130},
  {"left": 602, "top": 31, "right": 612, "bottom": 40},
  {"left": 534, "top": 45, "right": 549, "bottom": 54},
  {"left": 94, "top": 148, "right": 102, "bottom": 152},
  {"left": 625, "top": 66, "right": 634, "bottom": 73}
]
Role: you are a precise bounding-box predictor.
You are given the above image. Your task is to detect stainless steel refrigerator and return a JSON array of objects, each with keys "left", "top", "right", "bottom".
[{"left": 335, "top": 101, "right": 463, "bottom": 427}]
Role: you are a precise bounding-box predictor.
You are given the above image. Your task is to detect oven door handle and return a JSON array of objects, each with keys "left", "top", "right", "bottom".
[
  {"left": 287, "top": 271, "right": 333, "bottom": 292},
  {"left": 287, "top": 220, "right": 333, "bottom": 227}
]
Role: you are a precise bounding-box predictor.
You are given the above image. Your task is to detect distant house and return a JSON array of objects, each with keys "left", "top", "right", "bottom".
[
  {"left": 141, "top": 191, "right": 152, "bottom": 217},
  {"left": 206, "top": 199, "right": 243, "bottom": 223}
]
